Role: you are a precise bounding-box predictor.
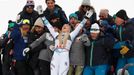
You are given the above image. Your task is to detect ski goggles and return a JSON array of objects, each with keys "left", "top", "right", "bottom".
[
  {"left": 90, "top": 29, "right": 100, "bottom": 33},
  {"left": 22, "top": 19, "right": 30, "bottom": 25}
]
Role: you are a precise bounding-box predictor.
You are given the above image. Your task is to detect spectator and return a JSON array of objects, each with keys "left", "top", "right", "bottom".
[
  {"left": 41, "top": 0, "right": 68, "bottom": 30},
  {"left": 69, "top": 13, "right": 79, "bottom": 30},
  {"left": 112, "top": 9, "right": 134, "bottom": 75},
  {"left": 98, "top": 9, "right": 114, "bottom": 26},
  {"left": 16, "top": 0, "right": 39, "bottom": 28},
  {"left": 10, "top": 19, "right": 31, "bottom": 75},
  {"left": 75, "top": 0, "right": 96, "bottom": 24},
  {"left": 2, "top": 20, "right": 16, "bottom": 75},
  {"left": 28, "top": 18, "right": 45, "bottom": 75},
  {"left": 68, "top": 23, "right": 88, "bottom": 75},
  {"left": 83, "top": 23, "right": 115, "bottom": 75}
]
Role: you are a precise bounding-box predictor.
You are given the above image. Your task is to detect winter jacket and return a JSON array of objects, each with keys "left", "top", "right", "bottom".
[
  {"left": 85, "top": 35, "right": 115, "bottom": 66},
  {"left": 112, "top": 22, "right": 134, "bottom": 58},
  {"left": 28, "top": 32, "right": 45, "bottom": 53},
  {"left": 29, "top": 32, "right": 54, "bottom": 62},
  {"left": 10, "top": 27, "right": 28, "bottom": 61},
  {"left": 41, "top": 5, "right": 68, "bottom": 29},
  {"left": 69, "top": 34, "right": 85, "bottom": 66},
  {"left": 75, "top": 10, "right": 96, "bottom": 24},
  {"left": 17, "top": 6, "right": 39, "bottom": 28},
  {"left": 0, "top": 37, "right": 3, "bottom": 49},
  {"left": 27, "top": 32, "right": 45, "bottom": 69}
]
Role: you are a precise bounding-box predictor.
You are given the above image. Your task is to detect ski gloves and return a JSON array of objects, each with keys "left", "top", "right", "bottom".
[
  {"left": 23, "top": 47, "right": 30, "bottom": 56},
  {"left": 120, "top": 46, "right": 129, "bottom": 55}
]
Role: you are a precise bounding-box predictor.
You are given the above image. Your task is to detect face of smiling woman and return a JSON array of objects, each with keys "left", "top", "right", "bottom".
[{"left": 46, "top": 0, "right": 55, "bottom": 10}]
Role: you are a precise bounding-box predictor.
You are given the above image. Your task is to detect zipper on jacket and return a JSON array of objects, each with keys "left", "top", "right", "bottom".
[
  {"left": 119, "top": 26, "right": 124, "bottom": 58},
  {"left": 119, "top": 26, "right": 123, "bottom": 41},
  {"left": 90, "top": 41, "right": 94, "bottom": 66}
]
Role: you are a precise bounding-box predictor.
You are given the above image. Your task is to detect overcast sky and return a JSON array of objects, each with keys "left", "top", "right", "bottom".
[{"left": 0, "top": 0, "right": 134, "bottom": 36}]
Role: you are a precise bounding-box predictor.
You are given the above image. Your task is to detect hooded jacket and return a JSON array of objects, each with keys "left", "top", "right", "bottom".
[
  {"left": 10, "top": 26, "right": 27, "bottom": 61},
  {"left": 85, "top": 35, "right": 115, "bottom": 66},
  {"left": 112, "top": 22, "right": 134, "bottom": 58},
  {"left": 17, "top": 6, "right": 39, "bottom": 28},
  {"left": 41, "top": 5, "right": 68, "bottom": 28}
]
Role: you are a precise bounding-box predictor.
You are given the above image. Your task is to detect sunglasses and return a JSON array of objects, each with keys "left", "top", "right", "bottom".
[
  {"left": 99, "top": 15, "right": 105, "bottom": 18},
  {"left": 90, "top": 29, "right": 100, "bottom": 31},
  {"left": 82, "top": 5, "right": 89, "bottom": 8},
  {"left": 27, "top": 6, "right": 34, "bottom": 9}
]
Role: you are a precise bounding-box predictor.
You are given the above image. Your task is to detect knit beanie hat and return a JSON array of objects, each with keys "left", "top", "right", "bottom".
[
  {"left": 90, "top": 23, "right": 100, "bottom": 33},
  {"left": 116, "top": 9, "right": 129, "bottom": 21},
  {"left": 26, "top": 0, "right": 35, "bottom": 6},
  {"left": 81, "top": 0, "right": 91, "bottom": 6},
  {"left": 34, "top": 18, "right": 44, "bottom": 28},
  {"left": 69, "top": 13, "right": 78, "bottom": 20},
  {"left": 8, "top": 20, "right": 15, "bottom": 28}
]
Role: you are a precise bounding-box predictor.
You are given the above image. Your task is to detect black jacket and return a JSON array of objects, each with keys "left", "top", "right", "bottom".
[
  {"left": 85, "top": 35, "right": 115, "bottom": 66},
  {"left": 17, "top": 6, "right": 39, "bottom": 28},
  {"left": 41, "top": 5, "right": 68, "bottom": 29},
  {"left": 121, "top": 22, "right": 134, "bottom": 58},
  {"left": 28, "top": 32, "right": 46, "bottom": 69},
  {"left": 28, "top": 32, "right": 46, "bottom": 53}
]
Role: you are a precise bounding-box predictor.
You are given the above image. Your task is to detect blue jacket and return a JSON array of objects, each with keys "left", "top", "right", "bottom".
[
  {"left": 10, "top": 27, "right": 27, "bottom": 61},
  {"left": 112, "top": 22, "right": 134, "bottom": 58}
]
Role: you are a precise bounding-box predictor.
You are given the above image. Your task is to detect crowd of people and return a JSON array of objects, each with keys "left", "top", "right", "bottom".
[{"left": 0, "top": 0, "right": 134, "bottom": 75}]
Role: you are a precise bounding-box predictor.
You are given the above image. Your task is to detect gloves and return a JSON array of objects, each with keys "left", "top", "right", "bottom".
[
  {"left": 120, "top": 46, "right": 129, "bottom": 55},
  {"left": 85, "top": 9, "right": 94, "bottom": 19},
  {"left": 23, "top": 47, "right": 30, "bottom": 56},
  {"left": 80, "top": 34, "right": 89, "bottom": 43},
  {"left": 36, "top": 5, "right": 43, "bottom": 15},
  {"left": 80, "top": 34, "right": 91, "bottom": 46},
  {"left": 84, "top": 40, "right": 91, "bottom": 46},
  {"left": 49, "top": 45, "right": 55, "bottom": 51},
  {"left": 41, "top": 16, "right": 49, "bottom": 25}
]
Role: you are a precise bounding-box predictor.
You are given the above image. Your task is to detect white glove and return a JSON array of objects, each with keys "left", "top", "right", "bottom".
[
  {"left": 85, "top": 9, "right": 94, "bottom": 19},
  {"left": 23, "top": 47, "right": 30, "bottom": 56},
  {"left": 41, "top": 16, "right": 49, "bottom": 25},
  {"left": 36, "top": 5, "right": 43, "bottom": 15},
  {"left": 49, "top": 45, "right": 55, "bottom": 51}
]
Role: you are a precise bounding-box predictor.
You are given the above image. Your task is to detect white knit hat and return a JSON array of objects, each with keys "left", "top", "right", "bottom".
[
  {"left": 26, "top": 0, "right": 35, "bottom": 6},
  {"left": 81, "top": 0, "right": 91, "bottom": 6},
  {"left": 34, "top": 18, "right": 44, "bottom": 28},
  {"left": 90, "top": 23, "right": 100, "bottom": 33}
]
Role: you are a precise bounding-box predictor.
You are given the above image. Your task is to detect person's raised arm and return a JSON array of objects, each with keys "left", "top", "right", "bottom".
[
  {"left": 70, "top": 10, "right": 93, "bottom": 40},
  {"left": 41, "top": 17, "right": 59, "bottom": 39}
]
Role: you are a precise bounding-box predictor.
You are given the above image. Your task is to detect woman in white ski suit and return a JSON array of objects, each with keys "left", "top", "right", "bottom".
[{"left": 41, "top": 10, "right": 93, "bottom": 75}]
